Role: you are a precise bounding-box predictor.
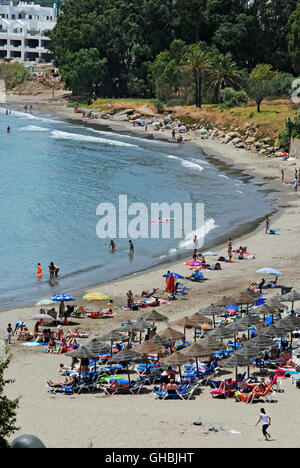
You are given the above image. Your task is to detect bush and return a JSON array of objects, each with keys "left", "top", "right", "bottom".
[
  {"left": 0, "top": 63, "right": 28, "bottom": 90},
  {"left": 154, "top": 99, "right": 164, "bottom": 113},
  {"left": 220, "top": 87, "right": 248, "bottom": 109}
]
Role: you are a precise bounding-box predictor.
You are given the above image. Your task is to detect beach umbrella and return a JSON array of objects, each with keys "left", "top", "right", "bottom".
[
  {"left": 234, "top": 346, "right": 263, "bottom": 377},
  {"left": 51, "top": 294, "right": 75, "bottom": 302},
  {"left": 188, "top": 312, "right": 213, "bottom": 325},
  {"left": 239, "top": 315, "right": 261, "bottom": 327},
  {"left": 226, "top": 292, "right": 255, "bottom": 307},
  {"left": 277, "top": 290, "right": 300, "bottom": 312},
  {"left": 199, "top": 304, "right": 227, "bottom": 327},
  {"left": 266, "top": 298, "right": 288, "bottom": 312},
  {"left": 35, "top": 299, "right": 55, "bottom": 306},
  {"left": 137, "top": 310, "right": 168, "bottom": 324},
  {"left": 169, "top": 316, "right": 206, "bottom": 342},
  {"left": 254, "top": 303, "right": 278, "bottom": 320},
  {"left": 116, "top": 322, "right": 151, "bottom": 343},
  {"left": 160, "top": 352, "right": 193, "bottom": 382},
  {"left": 30, "top": 314, "right": 56, "bottom": 322},
  {"left": 163, "top": 272, "right": 184, "bottom": 279},
  {"left": 256, "top": 268, "right": 282, "bottom": 276},
  {"left": 199, "top": 335, "right": 223, "bottom": 351},
  {"left": 99, "top": 330, "right": 126, "bottom": 356},
  {"left": 86, "top": 338, "right": 111, "bottom": 355},
  {"left": 109, "top": 349, "right": 144, "bottom": 381},
  {"left": 157, "top": 327, "right": 185, "bottom": 342},
  {"left": 210, "top": 325, "right": 235, "bottom": 340},
  {"left": 51, "top": 294, "right": 75, "bottom": 321},
  {"left": 202, "top": 251, "right": 218, "bottom": 256},
  {"left": 215, "top": 296, "right": 233, "bottom": 307},
  {"left": 277, "top": 314, "right": 300, "bottom": 331},
  {"left": 151, "top": 335, "right": 172, "bottom": 348},
  {"left": 166, "top": 273, "right": 175, "bottom": 293},
  {"left": 82, "top": 293, "right": 109, "bottom": 301},
  {"left": 133, "top": 341, "right": 165, "bottom": 355},
  {"left": 248, "top": 334, "right": 274, "bottom": 350},
  {"left": 220, "top": 353, "right": 254, "bottom": 381},
  {"left": 66, "top": 345, "right": 97, "bottom": 360},
  {"left": 258, "top": 323, "right": 287, "bottom": 338},
  {"left": 181, "top": 342, "right": 211, "bottom": 369}
]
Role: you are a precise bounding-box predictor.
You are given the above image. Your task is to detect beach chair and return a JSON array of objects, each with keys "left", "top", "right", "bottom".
[
  {"left": 210, "top": 380, "right": 233, "bottom": 399},
  {"left": 175, "top": 287, "right": 187, "bottom": 296},
  {"left": 154, "top": 383, "right": 190, "bottom": 400},
  {"left": 103, "top": 378, "right": 147, "bottom": 395}
]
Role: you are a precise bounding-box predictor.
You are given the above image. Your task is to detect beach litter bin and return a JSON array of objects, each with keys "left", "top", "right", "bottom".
[{"left": 281, "top": 286, "right": 293, "bottom": 295}]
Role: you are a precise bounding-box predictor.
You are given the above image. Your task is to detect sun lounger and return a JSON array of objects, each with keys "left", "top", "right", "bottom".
[{"left": 103, "top": 378, "right": 146, "bottom": 395}]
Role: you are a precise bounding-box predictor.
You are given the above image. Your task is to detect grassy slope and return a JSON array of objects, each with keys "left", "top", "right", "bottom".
[{"left": 72, "top": 97, "right": 299, "bottom": 142}]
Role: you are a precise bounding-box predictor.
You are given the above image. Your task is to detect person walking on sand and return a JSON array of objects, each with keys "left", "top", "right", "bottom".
[
  {"left": 255, "top": 408, "right": 271, "bottom": 441},
  {"left": 265, "top": 216, "right": 270, "bottom": 234},
  {"left": 227, "top": 238, "right": 233, "bottom": 261},
  {"left": 294, "top": 176, "right": 299, "bottom": 192},
  {"left": 7, "top": 323, "right": 13, "bottom": 344},
  {"left": 193, "top": 235, "right": 199, "bottom": 251}
]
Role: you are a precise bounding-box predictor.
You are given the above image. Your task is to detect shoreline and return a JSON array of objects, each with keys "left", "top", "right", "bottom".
[
  {"left": 0, "top": 100, "right": 279, "bottom": 312},
  {"left": 2, "top": 96, "right": 300, "bottom": 448}
]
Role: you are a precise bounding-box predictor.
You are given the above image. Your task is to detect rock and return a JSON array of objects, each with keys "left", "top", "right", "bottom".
[
  {"left": 245, "top": 137, "right": 256, "bottom": 145},
  {"left": 231, "top": 137, "right": 242, "bottom": 145},
  {"left": 235, "top": 142, "right": 247, "bottom": 149}
]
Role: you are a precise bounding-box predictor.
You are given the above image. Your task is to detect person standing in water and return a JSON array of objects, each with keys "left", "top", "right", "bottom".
[
  {"left": 36, "top": 263, "right": 42, "bottom": 280},
  {"left": 7, "top": 125, "right": 10, "bottom": 133},
  {"left": 255, "top": 408, "right": 271, "bottom": 441},
  {"left": 129, "top": 240, "right": 134, "bottom": 253},
  {"left": 109, "top": 240, "right": 116, "bottom": 252}
]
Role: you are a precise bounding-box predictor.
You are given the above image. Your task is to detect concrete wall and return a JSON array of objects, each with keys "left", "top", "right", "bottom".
[{"left": 289, "top": 138, "right": 300, "bottom": 158}]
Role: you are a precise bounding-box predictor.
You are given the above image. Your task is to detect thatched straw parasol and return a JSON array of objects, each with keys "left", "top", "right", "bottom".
[
  {"left": 277, "top": 290, "right": 300, "bottom": 311},
  {"left": 85, "top": 338, "right": 111, "bottom": 354},
  {"left": 243, "top": 289, "right": 261, "bottom": 299},
  {"left": 109, "top": 349, "right": 144, "bottom": 381},
  {"left": 258, "top": 323, "right": 287, "bottom": 338},
  {"left": 199, "top": 304, "right": 227, "bottom": 327},
  {"left": 133, "top": 341, "right": 165, "bottom": 355},
  {"left": 220, "top": 353, "right": 254, "bottom": 380},
  {"left": 157, "top": 327, "right": 185, "bottom": 342},
  {"left": 253, "top": 303, "right": 278, "bottom": 317},
  {"left": 169, "top": 316, "right": 206, "bottom": 342},
  {"left": 137, "top": 310, "right": 168, "bottom": 324},
  {"left": 65, "top": 345, "right": 97, "bottom": 360},
  {"left": 151, "top": 335, "right": 172, "bottom": 348},
  {"left": 180, "top": 342, "right": 211, "bottom": 369},
  {"left": 99, "top": 330, "right": 126, "bottom": 355},
  {"left": 199, "top": 335, "right": 223, "bottom": 351},
  {"left": 160, "top": 352, "right": 193, "bottom": 381},
  {"left": 210, "top": 325, "right": 235, "bottom": 339}
]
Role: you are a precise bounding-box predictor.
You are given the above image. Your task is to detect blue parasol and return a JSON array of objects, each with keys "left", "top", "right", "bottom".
[{"left": 256, "top": 268, "right": 282, "bottom": 276}]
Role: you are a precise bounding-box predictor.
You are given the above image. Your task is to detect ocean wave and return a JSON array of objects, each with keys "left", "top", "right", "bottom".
[
  {"left": 181, "top": 160, "right": 204, "bottom": 172},
  {"left": 20, "top": 125, "right": 49, "bottom": 132},
  {"left": 168, "top": 155, "right": 204, "bottom": 172},
  {"left": 50, "top": 130, "right": 139, "bottom": 148},
  {"left": 178, "top": 217, "right": 218, "bottom": 249},
  {"left": 219, "top": 174, "right": 230, "bottom": 179},
  {"left": 89, "top": 127, "right": 164, "bottom": 145}
]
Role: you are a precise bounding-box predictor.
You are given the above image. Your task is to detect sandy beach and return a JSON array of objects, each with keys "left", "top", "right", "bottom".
[{"left": 1, "top": 94, "right": 300, "bottom": 448}]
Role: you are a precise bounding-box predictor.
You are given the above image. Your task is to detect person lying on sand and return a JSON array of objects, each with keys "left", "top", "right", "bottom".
[{"left": 47, "top": 373, "right": 77, "bottom": 388}]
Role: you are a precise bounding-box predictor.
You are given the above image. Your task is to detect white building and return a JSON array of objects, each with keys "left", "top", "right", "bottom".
[{"left": 0, "top": 1, "right": 57, "bottom": 63}]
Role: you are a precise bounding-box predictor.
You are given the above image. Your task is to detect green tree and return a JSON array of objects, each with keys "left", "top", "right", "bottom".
[
  {"left": 0, "top": 354, "right": 19, "bottom": 448},
  {"left": 181, "top": 44, "right": 212, "bottom": 107},
  {"left": 209, "top": 52, "right": 243, "bottom": 103},
  {"left": 288, "top": 0, "right": 300, "bottom": 75},
  {"left": 248, "top": 64, "right": 278, "bottom": 112},
  {"left": 61, "top": 48, "right": 107, "bottom": 96}
]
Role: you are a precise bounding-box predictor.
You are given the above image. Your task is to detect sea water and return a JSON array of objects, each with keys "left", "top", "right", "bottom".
[{"left": 0, "top": 107, "right": 274, "bottom": 309}]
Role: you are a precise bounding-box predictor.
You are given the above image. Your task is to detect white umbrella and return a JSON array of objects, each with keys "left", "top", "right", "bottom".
[
  {"left": 256, "top": 268, "right": 282, "bottom": 276},
  {"left": 31, "top": 314, "right": 56, "bottom": 322},
  {"left": 202, "top": 251, "right": 218, "bottom": 256},
  {"left": 35, "top": 299, "right": 55, "bottom": 306}
]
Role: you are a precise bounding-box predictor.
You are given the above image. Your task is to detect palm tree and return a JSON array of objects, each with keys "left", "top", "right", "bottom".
[
  {"left": 209, "top": 52, "right": 243, "bottom": 103},
  {"left": 182, "top": 45, "right": 212, "bottom": 108}
]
